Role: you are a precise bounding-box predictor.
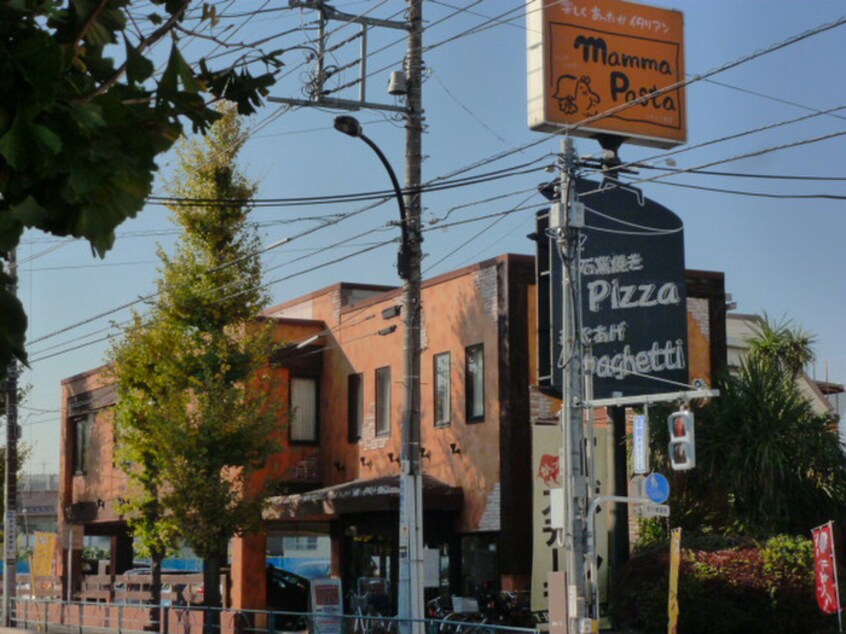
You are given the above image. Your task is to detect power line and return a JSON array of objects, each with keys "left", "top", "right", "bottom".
[
  {"left": 421, "top": 14, "right": 846, "bottom": 186},
  {"left": 596, "top": 129, "right": 846, "bottom": 196},
  {"left": 423, "top": 191, "right": 536, "bottom": 274},
  {"left": 702, "top": 77, "right": 846, "bottom": 123},
  {"left": 147, "top": 156, "right": 550, "bottom": 207},
  {"left": 610, "top": 105, "right": 846, "bottom": 178},
  {"left": 636, "top": 165, "right": 846, "bottom": 182},
  {"left": 26, "top": 14, "right": 846, "bottom": 357},
  {"left": 28, "top": 195, "right": 550, "bottom": 365},
  {"left": 639, "top": 179, "right": 846, "bottom": 201}
]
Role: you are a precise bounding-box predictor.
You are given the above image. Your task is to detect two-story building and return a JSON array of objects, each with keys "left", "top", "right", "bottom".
[{"left": 58, "top": 254, "right": 727, "bottom": 615}]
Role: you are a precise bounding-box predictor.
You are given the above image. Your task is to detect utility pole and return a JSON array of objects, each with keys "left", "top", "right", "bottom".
[
  {"left": 270, "top": 2, "right": 426, "bottom": 626},
  {"left": 398, "top": 1, "right": 424, "bottom": 630},
  {"left": 3, "top": 249, "right": 18, "bottom": 627},
  {"left": 553, "top": 140, "right": 590, "bottom": 633}
]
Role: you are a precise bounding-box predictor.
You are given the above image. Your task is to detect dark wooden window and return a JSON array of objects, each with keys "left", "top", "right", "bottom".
[
  {"left": 348, "top": 373, "right": 363, "bottom": 442},
  {"left": 72, "top": 413, "right": 92, "bottom": 475}
]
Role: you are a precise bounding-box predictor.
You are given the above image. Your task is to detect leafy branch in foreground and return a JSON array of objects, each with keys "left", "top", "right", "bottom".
[{"left": 0, "top": 0, "right": 283, "bottom": 375}]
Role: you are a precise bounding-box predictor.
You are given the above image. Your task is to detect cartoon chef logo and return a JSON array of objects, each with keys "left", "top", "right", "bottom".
[
  {"left": 537, "top": 454, "right": 560, "bottom": 487},
  {"left": 553, "top": 74, "right": 600, "bottom": 117}
]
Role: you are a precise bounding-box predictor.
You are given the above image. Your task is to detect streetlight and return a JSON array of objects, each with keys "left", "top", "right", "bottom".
[
  {"left": 333, "top": 115, "right": 410, "bottom": 280},
  {"left": 334, "top": 114, "right": 425, "bottom": 631}
]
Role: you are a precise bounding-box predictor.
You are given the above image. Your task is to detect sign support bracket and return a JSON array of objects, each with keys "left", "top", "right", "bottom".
[{"left": 584, "top": 388, "right": 719, "bottom": 410}]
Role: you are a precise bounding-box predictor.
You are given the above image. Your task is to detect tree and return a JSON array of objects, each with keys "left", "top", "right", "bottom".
[
  {"left": 110, "top": 107, "right": 282, "bottom": 617},
  {"left": 746, "top": 314, "right": 816, "bottom": 379},
  {"left": 655, "top": 319, "right": 846, "bottom": 536},
  {"left": 0, "top": 0, "right": 282, "bottom": 377}
]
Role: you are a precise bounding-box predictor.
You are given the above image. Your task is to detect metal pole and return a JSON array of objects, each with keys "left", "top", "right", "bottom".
[
  {"left": 398, "top": 0, "right": 424, "bottom": 631},
  {"left": 3, "top": 248, "right": 19, "bottom": 627},
  {"left": 555, "top": 140, "right": 589, "bottom": 633}
]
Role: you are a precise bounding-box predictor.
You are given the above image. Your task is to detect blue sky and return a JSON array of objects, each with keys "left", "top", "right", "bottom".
[{"left": 14, "top": 1, "right": 846, "bottom": 472}]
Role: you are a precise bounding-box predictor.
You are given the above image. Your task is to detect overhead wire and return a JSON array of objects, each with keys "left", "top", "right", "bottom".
[
  {"left": 423, "top": 191, "right": 537, "bottom": 274},
  {"left": 27, "top": 195, "right": 553, "bottom": 365},
  {"left": 25, "top": 12, "right": 846, "bottom": 362},
  {"left": 420, "top": 14, "right": 846, "bottom": 186},
  {"left": 633, "top": 179, "right": 846, "bottom": 201},
  {"left": 148, "top": 155, "right": 550, "bottom": 207},
  {"left": 585, "top": 129, "right": 846, "bottom": 198}
]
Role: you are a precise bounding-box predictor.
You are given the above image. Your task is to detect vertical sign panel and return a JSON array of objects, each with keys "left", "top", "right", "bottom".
[
  {"left": 531, "top": 424, "right": 564, "bottom": 622},
  {"left": 633, "top": 414, "right": 649, "bottom": 475},
  {"left": 812, "top": 522, "right": 842, "bottom": 616}
]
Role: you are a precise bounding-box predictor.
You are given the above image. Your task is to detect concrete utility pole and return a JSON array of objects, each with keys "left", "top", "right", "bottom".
[
  {"left": 554, "top": 140, "right": 590, "bottom": 633},
  {"left": 398, "top": 0, "right": 425, "bottom": 630},
  {"left": 3, "top": 249, "right": 18, "bottom": 627},
  {"left": 271, "top": 2, "right": 426, "bottom": 625}
]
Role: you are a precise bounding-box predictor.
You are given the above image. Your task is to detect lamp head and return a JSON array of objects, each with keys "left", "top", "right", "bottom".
[{"left": 334, "top": 115, "right": 362, "bottom": 138}]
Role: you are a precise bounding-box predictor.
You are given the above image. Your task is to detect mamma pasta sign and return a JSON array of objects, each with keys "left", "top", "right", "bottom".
[{"left": 527, "top": 0, "right": 686, "bottom": 148}]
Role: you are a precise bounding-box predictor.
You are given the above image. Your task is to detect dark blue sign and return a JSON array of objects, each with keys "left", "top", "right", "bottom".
[{"left": 536, "top": 177, "right": 689, "bottom": 399}]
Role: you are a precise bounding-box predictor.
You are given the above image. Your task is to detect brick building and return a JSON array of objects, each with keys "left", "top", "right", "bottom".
[{"left": 58, "top": 254, "right": 726, "bottom": 615}]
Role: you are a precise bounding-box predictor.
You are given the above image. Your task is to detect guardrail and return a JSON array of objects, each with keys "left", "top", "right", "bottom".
[{"left": 12, "top": 599, "right": 540, "bottom": 634}]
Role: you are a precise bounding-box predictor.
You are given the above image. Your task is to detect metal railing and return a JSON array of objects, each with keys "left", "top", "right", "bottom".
[{"left": 12, "top": 599, "right": 539, "bottom": 634}]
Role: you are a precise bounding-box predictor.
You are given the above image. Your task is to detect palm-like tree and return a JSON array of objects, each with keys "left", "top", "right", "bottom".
[
  {"left": 746, "top": 314, "right": 816, "bottom": 379},
  {"left": 665, "top": 316, "right": 845, "bottom": 535}
]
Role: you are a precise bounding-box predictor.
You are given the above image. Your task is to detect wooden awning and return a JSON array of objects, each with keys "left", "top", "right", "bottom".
[{"left": 263, "top": 474, "right": 463, "bottom": 521}]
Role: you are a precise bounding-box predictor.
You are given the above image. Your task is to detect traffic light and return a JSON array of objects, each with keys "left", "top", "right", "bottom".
[{"left": 667, "top": 410, "right": 695, "bottom": 470}]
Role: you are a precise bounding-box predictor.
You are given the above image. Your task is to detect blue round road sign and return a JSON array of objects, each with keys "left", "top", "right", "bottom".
[{"left": 646, "top": 473, "right": 670, "bottom": 504}]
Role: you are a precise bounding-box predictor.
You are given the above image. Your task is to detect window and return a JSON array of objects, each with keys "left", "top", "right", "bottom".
[
  {"left": 434, "top": 352, "right": 451, "bottom": 427},
  {"left": 348, "top": 373, "right": 363, "bottom": 442},
  {"left": 283, "top": 536, "right": 319, "bottom": 551},
  {"left": 465, "top": 344, "right": 485, "bottom": 422},
  {"left": 290, "top": 377, "right": 318, "bottom": 442},
  {"left": 375, "top": 366, "right": 391, "bottom": 436},
  {"left": 72, "top": 414, "right": 92, "bottom": 475}
]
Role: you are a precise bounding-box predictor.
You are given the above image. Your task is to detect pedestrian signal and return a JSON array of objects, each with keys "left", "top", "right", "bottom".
[{"left": 667, "top": 410, "right": 695, "bottom": 470}]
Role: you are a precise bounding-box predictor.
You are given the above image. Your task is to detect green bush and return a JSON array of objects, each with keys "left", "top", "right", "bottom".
[{"left": 612, "top": 534, "right": 838, "bottom": 633}]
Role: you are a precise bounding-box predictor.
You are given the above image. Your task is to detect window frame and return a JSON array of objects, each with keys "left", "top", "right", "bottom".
[
  {"left": 348, "top": 373, "right": 364, "bottom": 442},
  {"left": 375, "top": 366, "right": 392, "bottom": 437},
  {"left": 290, "top": 375, "right": 319, "bottom": 444},
  {"left": 465, "top": 343, "right": 485, "bottom": 423},
  {"left": 71, "top": 413, "right": 93, "bottom": 475},
  {"left": 433, "top": 352, "right": 452, "bottom": 428}
]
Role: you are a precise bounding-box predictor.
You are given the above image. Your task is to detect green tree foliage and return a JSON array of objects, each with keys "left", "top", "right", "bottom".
[
  {"left": 747, "top": 314, "right": 816, "bottom": 379},
  {"left": 615, "top": 534, "right": 832, "bottom": 634},
  {"left": 110, "top": 107, "right": 282, "bottom": 612},
  {"left": 652, "top": 319, "right": 846, "bottom": 536},
  {"left": 0, "top": 0, "right": 282, "bottom": 376}
]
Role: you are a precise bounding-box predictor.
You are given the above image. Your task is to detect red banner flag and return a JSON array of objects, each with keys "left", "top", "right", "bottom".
[{"left": 812, "top": 522, "right": 841, "bottom": 615}]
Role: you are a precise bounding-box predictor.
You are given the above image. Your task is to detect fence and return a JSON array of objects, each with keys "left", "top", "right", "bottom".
[{"left": 12, "top": 599, "right": 539, "bottom": 634}]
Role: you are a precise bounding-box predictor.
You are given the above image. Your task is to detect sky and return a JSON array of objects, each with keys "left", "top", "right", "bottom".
[{"left": 11, "top": 0, "right": 846, "bottom": 473}]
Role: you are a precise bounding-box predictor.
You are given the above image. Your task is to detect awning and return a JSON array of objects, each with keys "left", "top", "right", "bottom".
[{"left": 263, "top": 475, "right": 463, "bottom": 521}]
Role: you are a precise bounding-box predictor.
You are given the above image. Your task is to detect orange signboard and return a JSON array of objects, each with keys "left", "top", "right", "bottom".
[{"left": 528, "top": 0, "right": 686, "bottom": 148}]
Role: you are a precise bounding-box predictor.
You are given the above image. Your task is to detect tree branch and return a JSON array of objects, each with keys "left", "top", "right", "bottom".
[
  {"left": 75, "top": 0, "right": 111, "bottom": 50},
  {"left": 83, "top": 0, "right": 193, "bottom": 102}
]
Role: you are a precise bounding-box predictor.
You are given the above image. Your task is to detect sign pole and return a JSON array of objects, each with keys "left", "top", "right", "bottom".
[{"left": 555, "top": 138, "right": 590, "bottom": 633}]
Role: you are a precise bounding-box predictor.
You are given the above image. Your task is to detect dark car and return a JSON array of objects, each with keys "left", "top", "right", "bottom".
[{"left": 267, "top": 565, "right": 311, "bottom": 632}]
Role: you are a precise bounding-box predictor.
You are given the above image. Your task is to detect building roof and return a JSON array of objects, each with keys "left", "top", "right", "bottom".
[{"left": 264, "top": 475, "right": 463, "bottom": 520}]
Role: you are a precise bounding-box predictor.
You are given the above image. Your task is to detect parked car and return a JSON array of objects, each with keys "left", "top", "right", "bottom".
[{"left": 267, "top": 566, "right": 311, "bottom": 632}]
